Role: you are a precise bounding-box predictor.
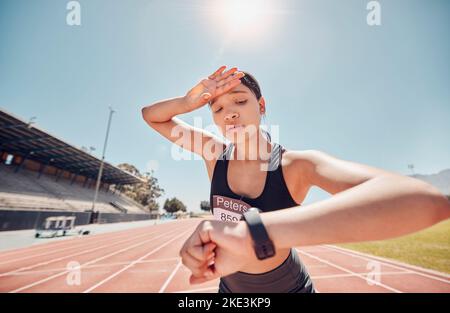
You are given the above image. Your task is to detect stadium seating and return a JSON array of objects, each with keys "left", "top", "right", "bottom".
[{"left": 0, "top": 163, "right": 147, "bottom": 214}]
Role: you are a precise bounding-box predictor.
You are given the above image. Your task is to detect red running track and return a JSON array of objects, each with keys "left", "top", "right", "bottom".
[{"left": 0, "top": 218, "right": 448, "bottom": 293}]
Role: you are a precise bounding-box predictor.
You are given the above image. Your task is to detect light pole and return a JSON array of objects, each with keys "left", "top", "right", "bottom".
[
  {"left": 408, "top": 164, "right": 415, "bottom": 175},
  {"left": 91, "top": 106, "right": 115, "bottom": 218}
]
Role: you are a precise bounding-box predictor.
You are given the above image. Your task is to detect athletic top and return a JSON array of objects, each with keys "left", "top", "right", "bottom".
[
  {"left": 209, "top": 142, "right": 315, "bottom": 293},
  {"left": 209, "top": 142, "right": 299, "bottom": 222}
]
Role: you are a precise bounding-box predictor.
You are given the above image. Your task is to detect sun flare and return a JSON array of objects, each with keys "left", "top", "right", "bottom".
[{"left": 205, "top": 0, "right": 277, "bottom": 41}]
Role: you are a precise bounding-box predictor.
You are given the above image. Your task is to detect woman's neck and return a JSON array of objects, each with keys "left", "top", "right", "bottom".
[{"left": 232, "top": 131, "right": 272, "bottom": 162}]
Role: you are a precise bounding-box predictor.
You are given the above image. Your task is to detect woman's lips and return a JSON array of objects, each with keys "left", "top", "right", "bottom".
[{"left": 225, "top": 124, "right": 245, "bottom": 133}]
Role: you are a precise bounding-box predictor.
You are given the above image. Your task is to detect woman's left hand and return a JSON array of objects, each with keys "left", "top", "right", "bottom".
[{"left": 179, "top": 219, "right": 257, "bottom": 284}]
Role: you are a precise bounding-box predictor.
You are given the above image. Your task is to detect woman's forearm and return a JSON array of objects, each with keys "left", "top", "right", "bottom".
[
  {"left": 261, "top": 175, "right": 450, "bottom": 249},
  {"left": 141, "top": 96, "right": 193, "bottom": 123}
]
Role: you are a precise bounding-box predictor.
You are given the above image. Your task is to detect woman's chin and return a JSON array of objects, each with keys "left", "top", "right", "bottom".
[{"left": 225, "top": 132, "right": 258, "bottom": 145}]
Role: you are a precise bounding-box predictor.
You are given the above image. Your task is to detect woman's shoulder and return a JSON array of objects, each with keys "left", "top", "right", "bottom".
[
  {"left": 281, "top": 147, "right": 325, "bottom": 169},
  {"left": 280, "top": 147, "right": 332, "bottom": 185}
]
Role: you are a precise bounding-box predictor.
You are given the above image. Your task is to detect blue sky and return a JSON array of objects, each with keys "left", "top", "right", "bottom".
[{"left": 1, "top": 0, "right": 449, "bottom": 213}]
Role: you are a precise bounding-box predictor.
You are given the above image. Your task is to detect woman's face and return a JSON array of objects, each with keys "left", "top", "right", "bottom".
[{"left": 209, "top": 84, "right": 265, "bottom": 144}]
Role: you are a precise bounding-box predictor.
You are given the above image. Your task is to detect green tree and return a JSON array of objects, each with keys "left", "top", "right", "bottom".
[
  {"left": 163, "top": 197, "right": 187, "bottom": 213},
  {"left": 117, "top": 163, "right": 164, "bottom": 213}
]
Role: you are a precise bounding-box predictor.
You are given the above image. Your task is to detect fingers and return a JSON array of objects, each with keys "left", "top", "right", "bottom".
[
  {"left": 184, "top": 250, "right": 216, "bottom": 283},
  {"left": 180, "top": 240, "right": 217, "bottom": 281},
  {"left": 216, "top": 71, "right": 245, "bottom": 89},
  {"left": 208, "top": 66, "right": 243, "bottom": 83},
  {"left": 208, "top": 66, "right": 226, "bottom": 80},
  {"left": 180, "top": 241, "right": 215, "bottom": 265},
  {"left": 216, "top": 67, "right": 238, "bottom": 81},
  {"left": 188, "top": 241, "right": 216, "bottom": 261},
  {"left": 215, "top": 76, "right": 243, "bottom": 97},
  {"left": 204, "top": 241, "right": 217, "bottom": 257},
  {"left": 182, "top": 250, "right": 212, "bottom": 277},
  {"left": 189, "top": 267, "right": 221, "bottom": 285}
]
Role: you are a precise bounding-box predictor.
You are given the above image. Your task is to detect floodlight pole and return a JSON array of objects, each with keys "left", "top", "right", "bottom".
[{"left": 91, "top": 106, "right": 115, "bottom": 217}]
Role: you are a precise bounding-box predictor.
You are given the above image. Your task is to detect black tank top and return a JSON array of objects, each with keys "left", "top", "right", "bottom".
[
  {"left": 210, "top": 142, "right": 315, "bottom": 293},
  {"left": 210, "top": 142, "right": 299, "bottom": 220}
]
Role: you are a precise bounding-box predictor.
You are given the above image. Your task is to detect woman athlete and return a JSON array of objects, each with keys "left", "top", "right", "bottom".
[{"left": 141, "top": 66, "right": 450, "bottom": 293}]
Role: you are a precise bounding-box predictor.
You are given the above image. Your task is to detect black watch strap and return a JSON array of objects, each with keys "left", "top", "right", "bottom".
[{"left": 242, "top": 207, "right": 276, "bottom": 260}]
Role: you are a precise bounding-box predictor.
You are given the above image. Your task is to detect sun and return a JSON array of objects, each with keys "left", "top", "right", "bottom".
[
  {"left": 204, "top": 0, "right": 278, "bottom": 41},
  {"left": 220, "top": 0, "right": 272, "bottom": 31}
]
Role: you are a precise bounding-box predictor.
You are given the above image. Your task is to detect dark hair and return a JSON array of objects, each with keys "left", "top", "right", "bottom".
[
  {"left": 240, "top": 71, "right": 262, "bottom": 100},
  {"left": 241, "top": 72, "right": 271, "bottom": 142}
]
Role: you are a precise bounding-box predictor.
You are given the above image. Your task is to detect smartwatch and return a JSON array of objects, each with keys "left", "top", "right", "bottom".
[{"left": 242, "top": 207, "right": 276, "bottom": 260}]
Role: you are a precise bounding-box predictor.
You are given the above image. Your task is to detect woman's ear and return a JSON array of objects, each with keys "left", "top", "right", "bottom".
[{"left": 259, "top": 97, "right": 266, "bottom": 114}]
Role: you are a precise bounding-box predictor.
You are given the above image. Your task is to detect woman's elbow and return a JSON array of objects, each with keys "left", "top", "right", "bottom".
[
  {"left": 141, "top": 105, "right": 153, "bottom": 122},
  {"left": 432, "top": 194, "right": 450, "bottom": 223},
  {"left": 423, "top": 185, "right": 450, "bottom": 224}
]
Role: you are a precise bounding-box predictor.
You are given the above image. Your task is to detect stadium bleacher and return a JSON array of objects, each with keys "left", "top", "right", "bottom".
[
  {"left": 0, "top": 108, "right": 156, "bottom": 230},
  {"left": 0, "top": 163, "right": 145, "bottom": 214}
]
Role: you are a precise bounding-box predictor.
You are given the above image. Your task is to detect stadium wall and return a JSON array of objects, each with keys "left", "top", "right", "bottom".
[{"left": 0, "top": 209, "right": 157, "bottom": 231}]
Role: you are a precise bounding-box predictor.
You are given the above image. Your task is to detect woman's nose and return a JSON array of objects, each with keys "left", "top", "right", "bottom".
[{"left": 224, "top": 112, "right": 239, "bottom": 121}]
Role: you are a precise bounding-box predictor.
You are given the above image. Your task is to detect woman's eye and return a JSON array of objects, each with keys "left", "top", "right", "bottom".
[{"left": 236, "top": 100, "right": 247, "bottom": 104}]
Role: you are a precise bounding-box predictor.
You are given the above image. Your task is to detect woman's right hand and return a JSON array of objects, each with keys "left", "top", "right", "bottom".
[
  {"left": 184, "top": 66, "right": 245, "bottom": 111},
  {"left": 179, "top": 219, "right": 258, "bottom": 285}
]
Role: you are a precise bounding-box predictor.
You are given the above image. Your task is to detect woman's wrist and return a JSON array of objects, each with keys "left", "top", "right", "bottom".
[
  {"left": 142, "top": 96, "right": 190, "bottom": 122},
  {"left": 235, "top": 220, "right": 259, "bottom": 261},
  {"left": 180, "top": 95, "right": 199, "bottom": 113},
  {"left": 259, "top": 209, "right": 302, "bottom": 250}
]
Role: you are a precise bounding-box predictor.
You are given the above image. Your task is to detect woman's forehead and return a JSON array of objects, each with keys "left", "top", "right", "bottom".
[{"left": 210, "top": 85, "right": 251, "bottom": 106}]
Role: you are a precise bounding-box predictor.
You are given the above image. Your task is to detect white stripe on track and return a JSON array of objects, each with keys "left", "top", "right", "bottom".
[
  {"left": 159, "top": 260, "right": 182, "bottom": 293},
  {"left": 323, "top": 245, "right": 450, "bottom": 284},
  {"left": 9, "top": 226, "right": 186, "bottom": 293},
  {"left": 296, "top": 248, "right": 402, "bottom": 293},
  {"left": 83, "top": 229, "right": 191, "bottom": 293}
]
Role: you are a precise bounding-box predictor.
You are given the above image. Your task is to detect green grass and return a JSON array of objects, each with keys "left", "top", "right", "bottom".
[{"left": 338, "top": 219, "right": 450, "bottom": 274}]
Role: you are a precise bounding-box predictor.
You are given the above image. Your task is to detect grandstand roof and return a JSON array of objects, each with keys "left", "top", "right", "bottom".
[{"left": 0, "top": 108, "right": 143, "bottom": 185}]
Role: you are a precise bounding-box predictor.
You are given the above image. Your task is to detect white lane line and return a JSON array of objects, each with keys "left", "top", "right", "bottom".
[
  {"left": 0, "top": 237, "right": 79, "bottom": 257},
  {"left": 0, "top": 234, "right": 122, "bottom": 266},
  {"left": 301, "top": 264, "right": 329, "bottom": 269},
  {"left": 0, "top": 230, "right": 158, "bottom": 277},
  {"left": 9, "top": 227, "right": 185, "bottom": 293},
  {"left": 0, "top": 226, "right": 156, "bottom": 261},
  {"left": 0, "top": 219, "right": 187, "bottom": 259},
  {"left": 174, "top": 286, "right": 218, "bottom": 293},
  {"left": 311, "top": 271, "right": 413, "bottom": 280},
  {"left": 1, "top": 258, "right": 182, "bottom": 277},
  {"left": 296, "top": 248, "right": 402, "bottom": 293},
  {"left": 0, "top": 229, "right": 148, "bottom": 265},
  {"left": 159, "top": 260, "right": 182, "bottom": 293},
  {"left": 0, "top": 226, "right": 160, "bottom": 266},
  {"left": 83, "top": 228, "right": 192, "bottom": 293},
  {"left": 323, "top": 245, "right": 450, "bottom": 284}
]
